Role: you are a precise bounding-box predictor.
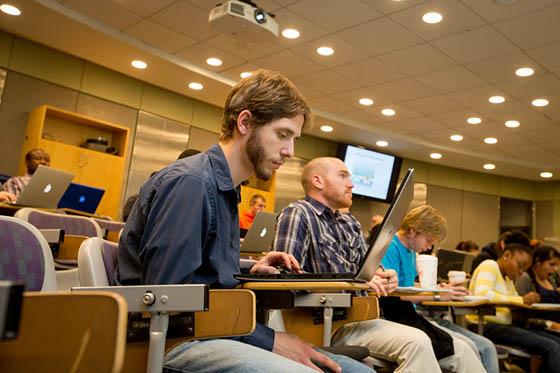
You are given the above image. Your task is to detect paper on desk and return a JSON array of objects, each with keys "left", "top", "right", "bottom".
[
  {"left": 396, "top": 286, "right": 452, "bottom": 293},
  {"left": 532, "top": 303, "right": 560, "bottom": 309}
]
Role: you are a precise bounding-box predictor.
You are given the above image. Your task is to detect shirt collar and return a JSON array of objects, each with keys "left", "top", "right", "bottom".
[
  {"left": 304, "top": 195, "right": 339, "bottom": 218},
  {"left": 207, "top": 144, "right": 235, "bottom": 192}
]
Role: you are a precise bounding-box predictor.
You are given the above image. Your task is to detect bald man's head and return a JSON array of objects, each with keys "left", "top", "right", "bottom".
[
  {"left": 301, "top": 157, "right": 354, "bottom": 210},
  {"left": 301, "top": 157, "right": 337, "bottom": 193}
]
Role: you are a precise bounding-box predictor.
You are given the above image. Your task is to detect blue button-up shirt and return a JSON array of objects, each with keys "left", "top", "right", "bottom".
[{"left": 116, "top": 144, "right": 274, "bottom": 350}]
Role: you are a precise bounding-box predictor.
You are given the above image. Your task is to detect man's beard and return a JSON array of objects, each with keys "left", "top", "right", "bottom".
[{"left": 246, "top": 128, "right": 272, "bottom": 180}]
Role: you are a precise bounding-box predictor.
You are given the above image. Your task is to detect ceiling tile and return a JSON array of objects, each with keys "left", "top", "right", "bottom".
[
  {"left": 150, "top": 1, "right": 219, "bottom": 41},
  {"left": 472, "top": 100, "right": 547, "bottom": 123},
  {"left": 416, "top": 66, "right": 486, "bottom": 93},
  {"left": 430, "top": 110, "right": 483, "bottom": 129},
  {"left": 378, "top": 43, "right": 456, "bottom": 75},
  {"left": 287, "top": 0, "right": 381, "bottom": 32},
  {"left": 337, "top": 17, "right": 422, "bottom": 56},
  {"left": 307, "top": 96, "right": 355, "bottom": 114},
  {"left": 219, "top": 63, "right": 258, "bottom": 82},
  {"left": 271, "top": 8, "right": 329, "bottom": 47},
  {"left": 123, "top": 19, "right": 197, "bottom": 54},
  {"left": 403, "top": 95, "right": 464, "bottom": 115},
  {"left": 362, "top": 0, "right": 429, "bottom": 15},
  {"left": 294, "top": 70, "right": 360, "bottom": 95},
  {"left": 63, "top": 0, "right": 142, "bottom": 30},
  {"left": 521, "top": 127, "right": 560, "bottom": 145},
  {"left": 368, "top": 103, "right": 424, "bottom": 122},
  {"left": 390, "top": 0, "right": 486, "bottom": 41},
  {"left": 330, "top": 88, "right": 394, "bottom": 110},
  {"left": 465, "top": 52, "right": 544, "bottom": 84},
  {"left": 494, "top": 4, "right": 560, "bottom": 49},
  {"left": 369, "top": 78, "right": 437, "bottom": 101},
  {"left": 174, "top": 42, "right": 246, "bottom": 72},
  {"left": 334, "top": 57, "right": 405, "bottom": 86},
  {"left": 292, "top": 82, "right": 324, "bottom": 100},
  {"left": 108, "top": 0, "right": 176, "bottom": 17},
  {"left": 497, "top": 73, "right": 560, "bottom": 101},
  {"left": 206, "top": 34, "right": 283, "bottom": 60},
  {"left": 462, "top": 122, "right": 527, "bottom": 145},
  {"left": 391, "top": 116, "right": 447, "bottom": 134},
  {"left": 446, "top": 85, "right": 511, "bottom": 111},
  {"left": 431, "top": 25, "right": 519, "bottom": 64},
  {"left": 253, "top": 49, "right": 325, "bottom": 79},
  {"left": 291, "top": 35, "right": 369, "bottom": 68},
  {"left": 499, "top": 144, "right": 560, "bottom": 166},
  {"left": 463, "top": 0, "right": 558, "bottom": 23},
  {"left": 184, "top": 0, "right": 285, "bottom": 11},
  {"left": 527, "top": 42, "right": 560, "bottom": 73}
]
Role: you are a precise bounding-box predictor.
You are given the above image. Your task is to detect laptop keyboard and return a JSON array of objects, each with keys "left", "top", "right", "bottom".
[{"left": 235, "top": 272, "right": 355, "bottom": 281}]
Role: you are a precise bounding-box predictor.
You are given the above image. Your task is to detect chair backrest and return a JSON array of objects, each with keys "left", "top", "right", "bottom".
[
  {"left": 0, "top": 216, "right": 57, "bottom": 291},
  {"left": 0, "top": 291, "right": 127, "bottom": 373},
  {"left": 15, "top": 208, "right": 103, "bottom": 237},
  {"left": 78, "top": 237, "right": 118, "bottom": 286},
  {"left": 91, "top": 218, "right": 125, "bottom": 242}
]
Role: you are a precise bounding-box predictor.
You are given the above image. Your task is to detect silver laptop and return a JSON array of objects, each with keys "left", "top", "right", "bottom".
[
  {"left": 234, "top": 168, "right": 415, "bottom": 282},
  {"left": 240, "top": 211, "right": 278, "bottom": 253},
  {"left": 14, "top": 165, "right": 74, "bottom": 209}
]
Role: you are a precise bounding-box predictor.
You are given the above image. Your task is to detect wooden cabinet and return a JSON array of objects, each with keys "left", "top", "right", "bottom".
[{"left": 19, "top": 105, "right": 129, "bottom": 219}]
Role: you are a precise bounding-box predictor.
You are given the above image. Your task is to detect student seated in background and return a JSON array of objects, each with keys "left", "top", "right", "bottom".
[
  {"left": 469, "top": 243, "right": 560, "bottom": 372},
  {"left": 365, "top": 214, "right": 383, "bottom": 247},
  {"left": 471, "top": 230, "right": 530, "bottom": 274},
  {"left": 239, "top": 193, "right": 266, "bottom": 230},
  {"left": 381, "top": 205, "right": 494, "bottom": 373},
  {"left": 2, "top": 148, "right": 50, "bottom": 197},
  {"left": 0, "top": 191, "right": 16, "bottom": 203},
  {"left": 274, "top": 157, "right": 445, "bottom": 372},
  {"left": 117, "top": 69, "right": 372, "bottom": 373},
  {"left": 455, "top": 239, "right": 479, "bottom": 254}
]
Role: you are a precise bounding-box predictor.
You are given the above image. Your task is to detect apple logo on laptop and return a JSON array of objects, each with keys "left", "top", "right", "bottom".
[
  {"left": 79, "top": 195, "right": 86, "bottom": 203},
  {"left": 259, "top": 228, "right": 267, "bottom": 237},
  {"left": 43, "top": 184, "right": 52, "bottom": 193}
]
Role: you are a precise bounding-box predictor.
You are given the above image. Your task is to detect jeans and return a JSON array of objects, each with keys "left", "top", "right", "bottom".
[
  {"left": 163, "top": 339, "right": 375, "bottom": 372},
  {"left": 484, "top": 323, "right": 560, "bottom": 373},
  {"left": 434, "top": 318, "right": 499, "bottom": 373}
]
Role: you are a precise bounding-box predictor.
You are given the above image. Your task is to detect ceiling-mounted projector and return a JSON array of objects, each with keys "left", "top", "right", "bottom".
[{"left": 209, "top": 1, "right": 279, "bottom": 40}]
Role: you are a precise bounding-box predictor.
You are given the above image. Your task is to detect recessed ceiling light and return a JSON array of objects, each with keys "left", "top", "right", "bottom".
[
  {"left": 540, "top": 171, "right": 553, "bottom": 178},
  {"left": 484, "top": 137, "right": 498, "bottom": 144},
  {"left": 483, "top": 163, "right": 496, "bottom": 170},
  {"left": 376, "top": 140, "right": 389, "bottom": 147},
  {"left": 430, "top": 152, "right": 442, "bottom": 159},
  {"left": 359, "top": 98, "right": 374, "bottom": 106},
  {"left": 206, "top": 57, "right": 222, "bottom": 67},
  {"left": 320, "top": 125, "right": 333, "bottom": 133},
  {"left": 240, "top": 71, "right": 252, "bottom": 78},
  {"left": 381, "top": 108, "right": 396, "bottom": 116},
  {"left": 450, "top": 134, "right": 463, "bottom": 141},
  {"left": 467, "top": 117, "right": 482, "bottom": 124},
  {"left": 505, "top": 120, "right": 520, "bottom": 128},
  {"left": 188, "top": 82, "right": 203, "bottom": 90},
  {"left": 316, "top": 46, "right": 334, "bottom": 56},
  {"left": 515, "top": 67, "right": 534, "bottom": 77},
  {"left": 532, "top": 98, "right": 549, "bottom": 107},
  {"left": 0, "top": 4, "right": 21, "bottom": 15},
  {"left": 281, "top": 28, "right": 300, "bottom": 39},
  {"left": 422, "top": 12, "right": 443, "bottom": 24},
  {"left": 489, "top": 95, "right": 505, "bottom": 104},
  {"left": 131, "top": 60, "right": 147, "bottom": 69}
]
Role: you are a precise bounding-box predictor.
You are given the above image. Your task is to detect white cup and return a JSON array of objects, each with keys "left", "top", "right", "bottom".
[
  {"left": 417, "top": 254, "right": 438, "bottom": 289},
  {"left": 448, "top": 270, "right": 467, "bottom": 285}
]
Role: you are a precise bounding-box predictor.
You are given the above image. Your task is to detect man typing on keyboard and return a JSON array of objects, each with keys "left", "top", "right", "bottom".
[{"left": 273, "top": 157, "right": 445, "bottom": 372}]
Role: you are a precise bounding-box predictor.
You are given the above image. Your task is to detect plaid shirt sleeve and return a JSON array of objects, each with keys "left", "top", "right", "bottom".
[{"left": 273, "top": 204, "right": 309, "bottom": 264}]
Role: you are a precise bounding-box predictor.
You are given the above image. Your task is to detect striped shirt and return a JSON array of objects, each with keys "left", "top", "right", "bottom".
[
  {"left": 467, "top": 259, "right": 523, "bottom": 325},
  {"left": 2, "top": 174, "right": 31, "bottom": 197},
  {"left": 273, "top": 195, "right": 367, "bottom": 274}
]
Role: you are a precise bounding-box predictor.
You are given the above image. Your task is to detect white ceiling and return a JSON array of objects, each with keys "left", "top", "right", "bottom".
[{"left": 1, "top": 0, "right": 560, "bottom": 180}]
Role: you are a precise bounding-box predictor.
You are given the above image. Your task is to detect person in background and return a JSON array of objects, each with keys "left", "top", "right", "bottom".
[
  {"left": 530, "top": 238, "right": 544, "bottom": 250},
  {"left": 471, "top": 230, "right": 530, "bottom": 274},
  {"left": 366, "top": 214, "right": 383, "bottom": 247},
  {"left": 455, "top": 240, "right": 480, "bottom": 254},
  {"left": 0, "top": 191, "right": 16, "bottom": 203},
  {"left": 177, "top": 148, "right": 201, "bottom": 160},
  {"left": 469, "top": 243, "right": 560, "bottom": 372},
  {"left": 239, "top": 194, "right": 266, "bottom": 230},
  {"left": 3, "top": 148, "right": 50, "bottom": 197}
]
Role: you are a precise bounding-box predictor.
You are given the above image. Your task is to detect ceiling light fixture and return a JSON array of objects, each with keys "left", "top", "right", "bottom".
[
  {"left": 281, "top": 28, "right": 300, "bottom": 39},
  {"left": 376, "top": 140, "right": 389, "bottom": 147},
  {"left": 467, "top": 117, "right": 482, "bottom": 124},
  {"left": 515, "top": 67, "right": 534, "bottom": 77},
  {"left": 540, "top": 171, "right": 553, "bottom": 178},
  {"left": 422, "top": 12, "right": 443, "bottom": 24},
  {"left": 381, "top": 108, "right": 396, "bottom": 116},
  {"left": 489, "top": 95, "right": 505, "bottom": 104},
  {"left": 359, "top": 98, "right": 374, "bottom": 106},
  {"left": 316, "top": 46, "right": 334, "bottom": 56},
  {"left": 430, "top": 152, "right": 442, "bottom": 159},
  {"left": 206, "top": 57, "right": 223, "bottom": 67},
  {"left": 188, "top": 82, "right": 203, "bottom": 90},
  {"left": 505, "top": 120, "right": 520, "bottom": 128},
  {"left": 483, "top": 163, "right": 496, "bottom": 170},
  {"left": 450, "top": 134, "right": 463, "bottom": 141},
  {"left": 532, "top": 98, "right": 549, "bottom": 107},
  {"left": 320, "top": 125, "right": 333, "bottom": 133},
  {"left": 240, "top": 71, "right": 252, "bottom": 78},
  {"left": 131, "top": 60, "right": 147, "bottom": 69},
  {"left": 0, "top": 4, "right": 21, "bottom": 15},
  {"left": 484, "top": 137, "right": 498, "bottom": 144}
]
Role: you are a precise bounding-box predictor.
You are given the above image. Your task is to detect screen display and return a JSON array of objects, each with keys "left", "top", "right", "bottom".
[{"left": 339, "top": 144, "right": 402, "bottom": 202}]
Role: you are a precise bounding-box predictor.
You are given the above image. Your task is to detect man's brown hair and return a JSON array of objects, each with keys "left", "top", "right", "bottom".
[{"left": 220, "top": 69, "right": 311, "bottom": 140}]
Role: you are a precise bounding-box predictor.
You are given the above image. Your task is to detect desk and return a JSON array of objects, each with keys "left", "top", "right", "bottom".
[{"left": 422, "top": 300, "right": 494, "bottom": 334}]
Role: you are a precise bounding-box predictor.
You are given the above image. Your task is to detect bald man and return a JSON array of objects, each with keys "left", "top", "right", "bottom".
[
  {"left": 3, "top": 148, "right": 50, "bottom": 197},
  {"left": 274, "top": 157, "right": 445, "bottom": 372}
]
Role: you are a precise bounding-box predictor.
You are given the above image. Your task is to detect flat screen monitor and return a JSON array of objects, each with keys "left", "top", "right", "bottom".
[{"left": 338, "top": 144, "right": 402, "bottom": 203}]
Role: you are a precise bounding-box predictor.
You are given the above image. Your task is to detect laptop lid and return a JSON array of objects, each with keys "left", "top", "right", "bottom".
[
  {"left": 353, "top": 168, "right": 415, "bottom": 282},
  {"left": 240, "top": 211, "right": 278, "bottom": 253},
  {"left": 436, "top": 249, "right": 475, "bottom": 280},
  {"left": 15, "top": 165, "right": 74, "bottom": 209},
  {"left": 57, "top": 182, "right": 105, "bottom": 214}
]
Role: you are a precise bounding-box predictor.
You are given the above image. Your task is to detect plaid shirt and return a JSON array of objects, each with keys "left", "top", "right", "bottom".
[
  {"left": 274, "top": 195, "right": 368, "bottom": 274},
  {"left": 3, "top": 174, "right": 31, "bottom": 197}
]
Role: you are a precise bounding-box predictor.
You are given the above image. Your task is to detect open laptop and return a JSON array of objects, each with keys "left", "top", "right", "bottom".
[
  {"left": 14, "top": 165, "right": 74, "bottom": 209},
  {"left": 436, "top": 248, "right": 475, "bottom": 280},
  {"left": 234, "top": 168, "right": 415, "bottom": 282},
  {"left": 240, "top": 211, "right": 278, "bottom": 253},
  {"left": 57, "top": 182, "right": 105, "bottom": 214}
]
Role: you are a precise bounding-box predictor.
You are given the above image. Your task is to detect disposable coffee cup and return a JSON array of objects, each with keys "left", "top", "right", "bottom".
[
  {"left": 417, "top": 254, "right": 438, "bottom": 288},
  {"left": 448, "top": 270, "right": 467, "bottom": 285}
]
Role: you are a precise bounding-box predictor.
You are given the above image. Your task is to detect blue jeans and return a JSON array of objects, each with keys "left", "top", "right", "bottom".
[
  {"left": 163, "top": 339, "right": 375, "bottom": 372},
  {"left": 434, "top": 318, "right": 499, "bottom": 373}
]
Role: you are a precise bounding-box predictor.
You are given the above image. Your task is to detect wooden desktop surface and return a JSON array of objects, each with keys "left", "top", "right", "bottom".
[{"left": 239, "top": 281, "right": 371, "bottom": 291}]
